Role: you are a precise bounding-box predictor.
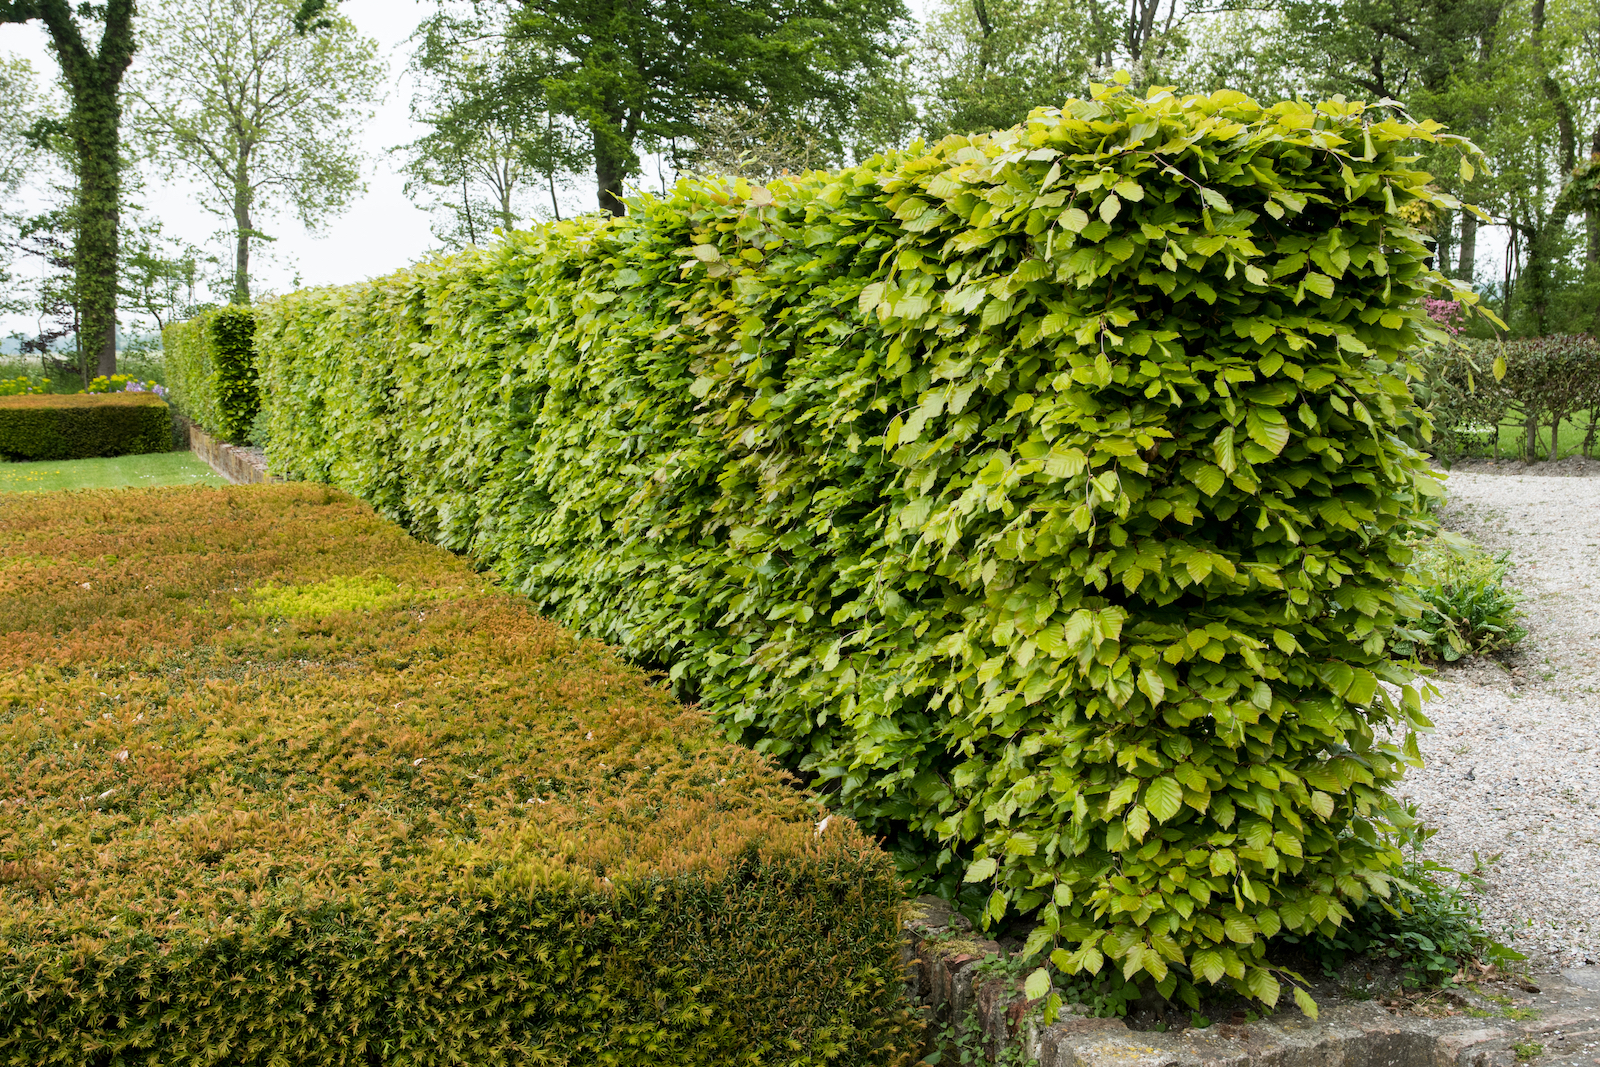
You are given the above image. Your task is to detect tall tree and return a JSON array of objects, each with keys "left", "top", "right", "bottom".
[
  {"left": 502, "top": 0, "right": 909, "bottom": 214},
  {"left": 0, "top": 0, "right": 137, "bottom": 377},
  {"left": 917, "top": 0, "right": 1102, "bottom": 138},
  {"left": 129, "top": 0, "right": 382, "bottom": 303},
  {"left": 400, "top": 7, "right": 586, "bottom": 244}
]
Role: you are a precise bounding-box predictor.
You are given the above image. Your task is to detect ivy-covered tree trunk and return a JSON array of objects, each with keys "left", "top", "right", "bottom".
[
  {"left": 0, "top": 0, "right": 138, "bottom": 380},
  {"left": 74, "top": 84, "right": 122, "bottom": 376}
]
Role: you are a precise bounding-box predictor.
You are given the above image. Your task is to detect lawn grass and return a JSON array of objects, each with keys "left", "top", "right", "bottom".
[
  {"left": 1489, "top": 408, "right": 1595, "bottom": 460},
  {"left": 0, "top": 450, "right": 225, "bottom": 492}
]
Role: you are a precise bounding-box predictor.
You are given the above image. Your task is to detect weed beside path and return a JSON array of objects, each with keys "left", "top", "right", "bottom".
[{"left": 0, "top": 450, "right": 224, "bottom": 492}]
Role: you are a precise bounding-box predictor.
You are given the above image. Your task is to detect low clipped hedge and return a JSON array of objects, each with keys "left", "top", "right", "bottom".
[
  {"left": 248, "top": 85, "right": 1485, "bottom": 1010},
  {"left": 0, "top": 392, "right": 171, "bottom": 460},
  {"left": 163, "top": 304, "right": 259, "bottom": 442},
  {"left": 0, "top": 486, "right": 914, "bottom": 1066}
]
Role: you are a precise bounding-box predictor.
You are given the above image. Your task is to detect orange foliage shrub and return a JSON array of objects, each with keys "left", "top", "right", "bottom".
[{"left": 0, "top": 485, "right": 912, "bottom": 1066}]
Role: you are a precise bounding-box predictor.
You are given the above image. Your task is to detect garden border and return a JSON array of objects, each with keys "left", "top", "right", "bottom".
[{"left": 903, "top": 896, "right": 1600, "bottom": 1067}]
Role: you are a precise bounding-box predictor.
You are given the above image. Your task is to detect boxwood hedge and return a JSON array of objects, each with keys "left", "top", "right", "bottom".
[
  {"left": 251, "top": 84, "right": 1488, "bottom": 1011},
  {"left": 0, "top": 392, "right": 172, "bottom": 460},
  {"left": 0, "top": 486, "right": 913, "bottom": 1065}
]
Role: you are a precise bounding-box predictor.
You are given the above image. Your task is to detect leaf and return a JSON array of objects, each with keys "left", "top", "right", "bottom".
[
  {"left": 964, "top": 857, "right": 998, "bottom": 883},
  {"left": 1245, "top": 967, "right": 1281, "bottom": 1007},
  {"left": 1190, "top": 464, "right": 1225, "bottom": 497},
  {"left": 1099, "top": 193, "right": 1122, "bottom": 223},
  {"left": 1144, "top": 776, "right": 1182, "bottom": 822},
  {"left": 1137, "top": 666, "right": 1166, "bottom": 706},
  {"left": 1025, "top": 966, "right": 1051, "bottom": 1001},
  {"left": 1459, "top": 157, "right": 1475, "bottom": 182},
  {"left": 1125, "top": 804, "right": 1150, "bottom": 841},
  {"left": 1193, "top": 950, "right": 1226, "bottom": 984},
  {"left": 1293, "top": 985, "right": 1319, "bottom": 1019},
  {"left": 1062, "top": 207, "right": 1090, "bottom": 232},
  {"left": 1213, "top": 426, "right": 1236, "bottom": 473},
  {"left": 1113, "top": 180, "right": 1145, "bottom": 202},
  {"left": 1308, "top": 791, "right": 1335, "bottom": 819},
  {"left": 1302, "top": 272, "right": 1335, "bottom": 299},
  {"left": 1245, "top": 407, "right": 1290, "bottom": 455}
]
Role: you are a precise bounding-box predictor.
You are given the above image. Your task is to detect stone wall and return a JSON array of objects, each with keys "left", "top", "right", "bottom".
[{"left": 188, "top": 423, "right": 277, "bottom": 485}]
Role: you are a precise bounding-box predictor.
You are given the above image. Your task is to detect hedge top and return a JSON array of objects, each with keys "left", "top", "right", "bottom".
[
  {"left": 0, "top": 392, "right": 168, "bottom": 410},
  {"left": 250, "top": 82, "right": 1486, "bottom": 1014},
  {"left": 0, "top": 485, "right": 882, "bottom": 941}
]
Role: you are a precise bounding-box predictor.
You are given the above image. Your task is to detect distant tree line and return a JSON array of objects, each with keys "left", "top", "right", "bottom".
[{"left": 0, "top": 0, "right": 1594, "bottom": 380}]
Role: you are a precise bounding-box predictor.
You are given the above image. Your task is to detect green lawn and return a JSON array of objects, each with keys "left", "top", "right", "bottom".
[
  {"left": 0, "top": 451, "right": 227, "bottom": 492},
  {"left": 1446, "top": 409, "right": 1596, "bottom": 461}
]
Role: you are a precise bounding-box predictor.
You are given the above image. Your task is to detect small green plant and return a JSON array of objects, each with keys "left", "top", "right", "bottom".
[
  {"left": 1398, "top": 535, "right": 1527, "bottom": 661},
  {"left": 1050, "top": 966, "right": 1143, "bottom": 1018},
  {"left": 922, "top": 1002, "right": 1038, "bottom": 1066},
  {"left": 247, "top": 573, "right": 404, "bottom": 618},
  {"left": 1292, "top": 805, "right": 1524, "bottom": 989},
  {"left": 1512, "top": 1040, "right": 1543, "bottom": 1061}
]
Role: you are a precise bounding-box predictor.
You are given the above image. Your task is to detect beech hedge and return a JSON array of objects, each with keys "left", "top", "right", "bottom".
[
  {"left": 163, "top": 304, "right": 259, "bottom": 442},
  {"left": 1417, "top": 333, "right": 1600, "bottom": 459},
  {"left": 0, "top": 392, "right": 172, "bottom": 460},
  {"left": 0, "top": 486, "right": 913, "bottom": 1066},
  {"left": 252, "top": 84, "right": 1486, "bottom": 1011}
]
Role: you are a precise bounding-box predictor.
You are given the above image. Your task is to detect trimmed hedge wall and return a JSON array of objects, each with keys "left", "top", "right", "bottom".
[
  {"left": 163, "top": 304, "right": 259, "bottom": 442},
  {"left": 0, "top": 392, "right": 171, "bottom": 460},
  {"left": 0, "top": 485, "right": 914, "bottom": 1066},
  {"left": 1417, "top": 333, "right": 1600, "bottom": 459},
  {"left": 252, "top": 85, "right": 1483, "bottom": 1009}
]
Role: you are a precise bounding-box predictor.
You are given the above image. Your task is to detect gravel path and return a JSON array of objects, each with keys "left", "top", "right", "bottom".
[{"left": 1394, "top": 462, "right": 1600, "bottom": 969}]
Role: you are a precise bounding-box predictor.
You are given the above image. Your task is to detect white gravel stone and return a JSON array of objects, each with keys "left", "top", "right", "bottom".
[{"left": 1391, "top": 460, "right": 1600, "bottom": 971}]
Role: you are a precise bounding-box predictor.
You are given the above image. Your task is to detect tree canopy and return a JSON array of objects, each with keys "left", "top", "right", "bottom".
[{"left": 498, "top": 0, "right": 910, "bottom": 214}]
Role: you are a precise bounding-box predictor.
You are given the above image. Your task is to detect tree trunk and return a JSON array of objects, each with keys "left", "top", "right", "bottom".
[
  {"left": 972, "top": 0, "right": 995, "bottom": 75},
  {"left": 1590, "top": 125, "right": 1600, "bottom": 333},
  {"left": 592, "top": 123, "right": 629, "bottom": 217},
  {"left": 1437, "top": 210, "right": 1453, "bottom": 279},
  {"left": 1523, "top": 216, "right": 1553, "bottom": 337},
  {"left": 75, "top": 101, "right": 120, "bottom": 378},
  {"left": 1457, "top": 210, "right": 1477, "bottom": 282},
  {"left": 233, "top": 169, "right": 253, "bottom": 304}
]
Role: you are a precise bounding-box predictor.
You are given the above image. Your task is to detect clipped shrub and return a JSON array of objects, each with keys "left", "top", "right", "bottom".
[
  {"left": 0, "top": 392, "right": 172, "bottom": 460},
  {"left": 0, "top": 486, "right": 914, "bottom": 1066},
  {"left": 251, "top": 84, "right": 1484, "bottom": 1010},
  {"left": 163, "top": 304, "right": 259, "bottom": 441}
]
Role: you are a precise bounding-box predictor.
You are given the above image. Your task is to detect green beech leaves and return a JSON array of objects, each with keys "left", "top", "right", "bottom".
[
  {"left": 164, "top": 306, "right": 260, "bottom": 443},
  {"left": 249, "top": 83, "right": 1487, "bottom": 1013}
]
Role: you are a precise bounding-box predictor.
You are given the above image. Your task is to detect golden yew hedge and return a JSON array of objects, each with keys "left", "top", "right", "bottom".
[{"left": 0, "top": 485, "right": 913, "bottom": 1066}]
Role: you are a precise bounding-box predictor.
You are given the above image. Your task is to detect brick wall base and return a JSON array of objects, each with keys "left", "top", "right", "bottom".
[{"left": 188, "top": 424, "right": 278, "bottom": 484}]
